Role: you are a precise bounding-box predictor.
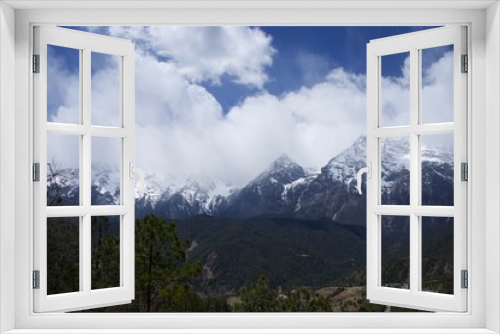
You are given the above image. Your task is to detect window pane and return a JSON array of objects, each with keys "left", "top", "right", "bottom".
[
  {"left": 47, "top": 44, "right": 80, "bottom": 124},
  {"left": 91, "top": 52, "right": 121, "bottom": 127},
  {"left": 421, "top": 133, "right": 454, "bottom": 206},
  {"left": 421, "top": 217, "right": 454, "bottom": 294},
  {"left": 47, "top": 217, "right": 80, "bottom": 295},
  {"left": 47, "top": 133, "right": 80, "bottom": 206},
  {"left": 381, "top": 215, "right": 410, "bottom": 289},
  {"left": 421, "top": 45, "right": 454, "bottom": 124},
  {"left": 380, "top": 52, "right": 410, "bottom": 127},
  {"left": 381, "top": 136, "right": 410, "bottom": 205},
  {"left": 91, "top": 137, "right": 121, "bottom": 205},
  {"left": 91, "top": 216, "right": 120, "bottom": 290}
]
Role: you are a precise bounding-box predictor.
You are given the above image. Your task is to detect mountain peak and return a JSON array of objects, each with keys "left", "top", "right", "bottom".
[
  {"left": 250, "top": 154, "right": 305, "bottom": 185},
  {"left": 272, "top": 154, "right": 295, "bottom": 168}
]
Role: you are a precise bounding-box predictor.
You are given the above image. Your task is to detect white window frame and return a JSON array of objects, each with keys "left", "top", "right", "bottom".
[
  {"left": 0, "top": 1, "right": 499, "bottom": 333},
  {"left": 366, "top": 26, "right": 468, "bottom": 312},
  {"left": 33, "top": 26, "right": 136, "bottom": 312}
]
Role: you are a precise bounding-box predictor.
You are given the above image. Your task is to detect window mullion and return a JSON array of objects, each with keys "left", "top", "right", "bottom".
[
  {"left": 78, "top": 49, "right": 84, "bottom": 292},
  {"left": 82, "top": 47, "right": 92, "bottom": 294},
  {"left": 409, "top": 48, "right": 420, "bottom": 295}
]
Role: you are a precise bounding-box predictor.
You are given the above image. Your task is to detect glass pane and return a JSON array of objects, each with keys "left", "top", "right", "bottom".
[
  {"left": 381, "top": 215, "right": 410, "bottom": 289},
  {"left": 91, "top": 52, "right": 121, "bottom": 127},
  {"left": 421, "top": 133, "right": 454, "bottom": 206},
  {"left": 47, "top": 133, "right": 80, "bottom": 206},
  {"left": 47, "top": 44, "right": 80, "bottom": 124},
  {"left": 380, "top": 52, "right": 410, "bottom": 127},
  {"left": 421, "top": 217, "right": 454, "bottom": 294},
  {"left": 421, "top": 45, "right": 454, "bottom": 124},
  {"left": 47, "top": 217, "right": 80, "bottom": 295},
  {"left": 91, "top": 137, "right": 121, "bottom": 205},
  {"left": 381, "top": 136, "right": 410, "bottom": 205},
  {"left": 92, "top": 216, "right": 120, "bottom": 289}
]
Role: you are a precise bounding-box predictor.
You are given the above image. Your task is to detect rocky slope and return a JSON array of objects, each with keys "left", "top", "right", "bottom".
[{"left": 47, "top": 134, "right": 454, "bottom": 225}]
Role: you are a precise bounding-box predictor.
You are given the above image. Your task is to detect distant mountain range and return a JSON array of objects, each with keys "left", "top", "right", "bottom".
[
  {"left": 47, "top": 134, "right": 454, "bottom": 292},
  {"left": 47, "top": 134, "right": 455, "bottom": 224}
]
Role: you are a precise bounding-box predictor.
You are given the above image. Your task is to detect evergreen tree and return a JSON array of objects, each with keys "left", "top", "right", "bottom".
[{"left": 134, "top": 214, "right": 202, "bottom": 312}]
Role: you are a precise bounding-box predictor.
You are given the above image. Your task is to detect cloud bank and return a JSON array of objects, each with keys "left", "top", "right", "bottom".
[{"left": 47, "top": 27, "right": 454, "bottom": 185}]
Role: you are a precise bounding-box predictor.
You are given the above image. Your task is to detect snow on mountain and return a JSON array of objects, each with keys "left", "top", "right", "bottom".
[
  {"left": 134, "top": 174, "right": 239, "bottom": 218},
  {"left": 222, "top": 154, "right": 307, "bottom": 218},
  {"left": 281, "top": 175, "right": 317, "bottom": 200},
  {"left": 323, "top": 135, "right": 367, "bottom": 186},
  {"left": 46, "top": 164, "right": 80, "bottom": 206},
  {"left": 91, "top": 166, "right": 121, "bottom": 204},
  {"left": 135, "top": 174, "right": 164, "bottom": 207},
  {"left": 322, "top": 134, "right": 452, "bottom": 187},
  {"left": 47, "top": 134, "right": 454, "bottom": 220}
]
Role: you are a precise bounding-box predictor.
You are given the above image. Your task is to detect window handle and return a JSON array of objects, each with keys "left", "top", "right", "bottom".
[
  {"left": 129, "top": 161, "right": 145, "bottom": 196},
  {"left": 356, "top": 162, "right": 371, "bottom": 195}
]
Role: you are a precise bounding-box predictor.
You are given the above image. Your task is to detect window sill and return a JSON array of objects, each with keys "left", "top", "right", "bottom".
[{"left": 4, "top": 329, "right": 498, "bottom": 334}]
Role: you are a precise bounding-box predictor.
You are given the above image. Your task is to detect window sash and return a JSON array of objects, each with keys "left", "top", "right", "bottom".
[
  {"left": 366, "top": 26, "right": 468, "bottom": 312},
  {"left": 33, "top": 25, "right": 136, "bottom": 313}
]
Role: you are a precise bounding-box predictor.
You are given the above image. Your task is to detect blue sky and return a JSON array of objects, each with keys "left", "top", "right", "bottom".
[
  {"left": 53, "top": 26, "right": 438, "bottom": 114},
  {"left": 47, "top": 26, "right": 454, "bottom": 184}
]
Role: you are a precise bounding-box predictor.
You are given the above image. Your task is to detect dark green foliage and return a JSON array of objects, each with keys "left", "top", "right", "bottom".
[
  {"left": 133, "top": 214, "right": 203, "bottom": 312},
  {"left": 47, "top": 217, "right": 80, "bottom": 295},
  {"left": 381, "top": 216, "right": 410, "bottom": 288},
  {"left": 421, "top": 217, "right": 454, "bottom": 294},
  {"left": 233, "top": 275, "right": 281, "bottom": 312},
  {"left": 49, "top": 212, "right": 452, "bottom": 313},
  {"left": 91, "top": 216, "right": 120, "bottom": 290},
  {"left": 176, "top": 216, "right": 366, "bottom": 294},
  {"left": 77, "top": 214, "right": 212, "bottom": 312},
  {"left": 232, "top": 275, "right": 332, "bottom": 312}
]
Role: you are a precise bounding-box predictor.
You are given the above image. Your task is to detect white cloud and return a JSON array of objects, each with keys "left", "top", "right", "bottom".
[
  {"left": 47, "top": 28, "right": 455, "bottom": 187},
  {"left": 380, "top": 55, "right": 410, "bottom": 127},
  {"left": 47, "top": 45, "right": 80, "bottom": 124},
  {"left": 422, "top": 51, "right": 454, "bottom": 124},
  {"left": 90, "top": 53, "right": 121, "bottom": 127},
  {"left": 108, "top": 26, "right": 275, "bottom": 88}
]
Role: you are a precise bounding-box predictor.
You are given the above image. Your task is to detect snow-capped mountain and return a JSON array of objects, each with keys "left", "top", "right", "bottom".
[
  {"left": 136, "top": 176, "right": 237, "bottom": 220},
  {"left": 47, "top": 134, "right": 454, "bottom": 223},
  {"left": 46, "top": 164, "right": 121, "bottom": 206},
  {"left": 322, "top": 135, "right": 367, "bottom": 186},
  {"left": 223, "top": 154, "right": 308, "bottom": 218}
]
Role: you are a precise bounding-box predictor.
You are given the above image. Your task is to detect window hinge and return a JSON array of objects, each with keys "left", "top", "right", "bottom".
[
  {"left": 461, "top": 270, "right": 468, "bottom": 289},
  {"left": 461, "top": 54, "right": 468, "bottom": 73},
  {"left": 461, "top": 162, "right": 468, "bottom": 181},
  {"left": 33, "top": 270, "right": 40, "bottom": 289},
  {"left": 33, "top": 163, "right": 40, "bottom": 182},
  {"left": 33, "top": 54, "right": 40, "bottom": 73}
]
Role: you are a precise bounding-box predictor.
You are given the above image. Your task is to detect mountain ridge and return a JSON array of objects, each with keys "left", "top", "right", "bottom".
[{"left": 47, "top": 134, "right": 454, "bottom": 222}]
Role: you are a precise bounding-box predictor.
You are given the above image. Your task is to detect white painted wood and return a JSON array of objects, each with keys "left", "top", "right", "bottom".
[
  {"left": 372, "top": 123, "right": 455, "bottom": 137},
  {"left": 1, "top": 330, "right": 498, "bottom": 334},
  {"left": 3, "top": 0, "right": 497, "bottom": 10},
  {"left": 365, "top": 38, "right": 379, "bottom": 315},
  {"left": 46, "top": 123, "right": 130, "bottom": 137},
  {"left": 0, "top": 2, "right": 17, "bottom": 333},
  {"left": 366, "top": 26, "right": 467, "bottom": 312},
  {"left": 82, "top": 46, "right": 92, "bottom": 298},
  {"left": 46, "top": 206, "right": 130, "bottom": 217},
  {"left": 372, "top": 205, "right": 455, "bottom": 217},
  {"left": 409, "top": 47, "right": 420, "bottom": 298},
  {"left": 33, "top": 26, "right": 135, "bottom": 313},
  {"left": 10, "top": 5, "right": 490, "bottom": 333},
  {"left": 78, "top": 48, "right": 84, "bottom": 293},
  {"left": 121, "top": 40, "right": 135, "bottom": 299},
  {"left": 485, "top": 3, "right": 500, "bottom": 332}
]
